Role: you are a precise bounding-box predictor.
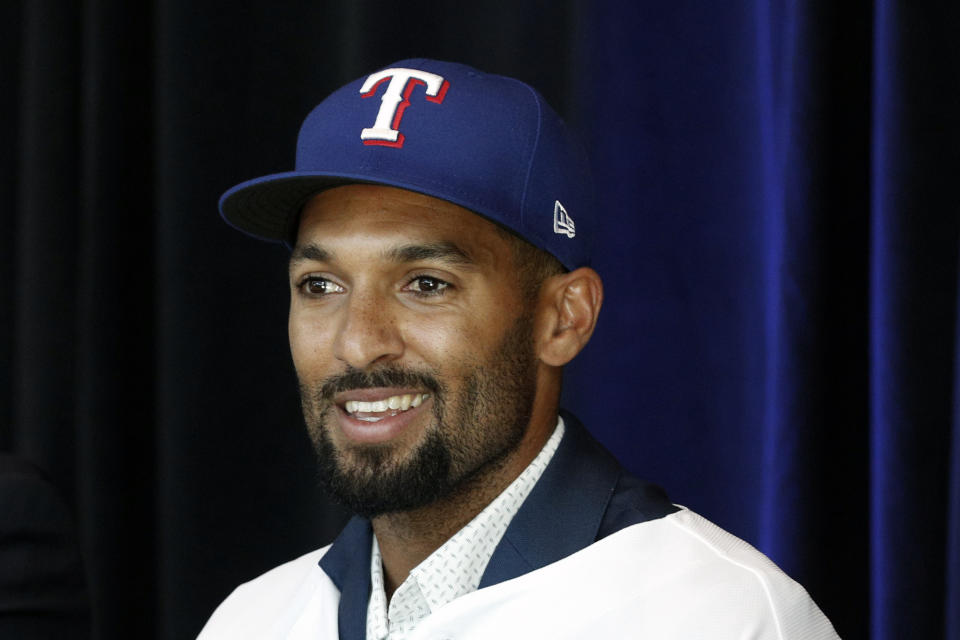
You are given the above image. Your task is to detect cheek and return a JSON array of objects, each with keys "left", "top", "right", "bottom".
[
  {"left": 407, "top": 316, "right": 461, "bottom": 349},
  {"left": 401, "top": 308, "right": 500, "bottom": 370},
  {"left": 288, "top": 309, "right": 333, "bottom": 377}
]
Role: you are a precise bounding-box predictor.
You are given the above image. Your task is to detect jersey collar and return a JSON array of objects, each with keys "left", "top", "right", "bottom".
[{"left": 319, "top": 410, "right": 630, "bottom": 640}]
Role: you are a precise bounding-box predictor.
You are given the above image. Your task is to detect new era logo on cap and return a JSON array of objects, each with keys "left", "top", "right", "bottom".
[
  {"left": 553, "top": 201, "right": 575, "bottom": 238},
  {"left": 359, "top": 68, "right": 450, "bottom": 148}
]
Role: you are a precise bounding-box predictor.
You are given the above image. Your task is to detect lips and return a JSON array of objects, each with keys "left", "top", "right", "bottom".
[
  {"left": 333, "top": 388, "right": 433, "bottom": 444},
  {"left": 344, "top": 392, "right": 430, "bottom": 421}
]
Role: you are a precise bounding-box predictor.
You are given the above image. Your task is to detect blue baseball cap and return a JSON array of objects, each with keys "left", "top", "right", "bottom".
[{"left": 219, "top": 58, "right": 594, "bottom": 270}]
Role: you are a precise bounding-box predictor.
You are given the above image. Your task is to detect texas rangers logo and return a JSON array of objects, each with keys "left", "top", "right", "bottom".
[{"left": 359, "top": 68, "right": 449, "bottom": 148}]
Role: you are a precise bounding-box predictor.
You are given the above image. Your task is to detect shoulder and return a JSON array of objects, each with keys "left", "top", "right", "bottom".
[
  {"left": 417, "top": 508, "right": 839, "bottom": 640},
  {"left": 574, "top": 509, "right": 839, "bottom": 639},
  {"left": 0, "top": 454, "right": 71, "bottom": 518},
  {"left": 620, "top": 508, "right": 839, "bottom": 638},
  {"left": 197, "top": 546, "right": 340, "bottom": 639},
  {"left": 0, "top": 455, "right": 91, "bottom": 638}
]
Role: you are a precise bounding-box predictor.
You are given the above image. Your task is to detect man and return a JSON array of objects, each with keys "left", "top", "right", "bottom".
[{"left": 200, "top": 59, "right": 838, "bottom": 639}]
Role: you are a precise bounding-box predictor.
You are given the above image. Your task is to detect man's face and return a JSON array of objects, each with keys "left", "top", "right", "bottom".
[{"left": 289, "top": 185, "right": 540, "bottom": 518}]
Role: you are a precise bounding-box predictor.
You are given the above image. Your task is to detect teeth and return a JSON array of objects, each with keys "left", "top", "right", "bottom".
[{"left": 345, "top": 393, "right": 430, "bottom": 415}]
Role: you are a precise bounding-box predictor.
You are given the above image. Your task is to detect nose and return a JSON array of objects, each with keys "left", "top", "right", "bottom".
[{"left": 332, "top": 289, "right": 404, "bottom": 369}]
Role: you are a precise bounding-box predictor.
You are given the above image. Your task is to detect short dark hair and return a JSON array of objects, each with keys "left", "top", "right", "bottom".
[{"left": 497, "top": 228, "right": 567, "bottom": 299}]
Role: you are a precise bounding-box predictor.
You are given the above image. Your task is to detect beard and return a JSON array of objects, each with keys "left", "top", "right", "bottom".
[{"left": 300, "top": 313, "right": 538, "bottom": 519}]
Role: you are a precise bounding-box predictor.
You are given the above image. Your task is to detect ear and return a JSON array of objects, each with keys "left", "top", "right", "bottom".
[{"left": 535, "top": 267, "right": 604, "bottom": 367}]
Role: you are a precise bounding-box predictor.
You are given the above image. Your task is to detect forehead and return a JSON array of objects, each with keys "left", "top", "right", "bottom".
[{"left": 294, "top": 185, "right": 514, "bottom": 264}]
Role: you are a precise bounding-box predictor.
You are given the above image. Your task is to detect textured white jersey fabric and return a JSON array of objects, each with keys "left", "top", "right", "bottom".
[{"left": 198, "top": 507, "right": 839, "bottom": 639}]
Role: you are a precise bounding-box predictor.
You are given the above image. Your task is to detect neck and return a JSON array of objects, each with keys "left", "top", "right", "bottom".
[
  {"left": 371, "top": 479, "right": 493, "bottom": 597},
  {"left": 372, "top": 384, "right": 559, "bottom": 598}
]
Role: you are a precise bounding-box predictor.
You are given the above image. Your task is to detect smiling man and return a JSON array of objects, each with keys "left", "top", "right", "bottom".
[
  {"left": 291, "top": 187, "right": 564, "bottom": 534},
  {"left": 199, "top": 60, "right": 838, "bottom": 639}
]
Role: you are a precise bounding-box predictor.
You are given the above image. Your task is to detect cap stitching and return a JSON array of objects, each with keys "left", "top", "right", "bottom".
[{"left": 516, "top": 82, "right": 543, "bottom": 241}]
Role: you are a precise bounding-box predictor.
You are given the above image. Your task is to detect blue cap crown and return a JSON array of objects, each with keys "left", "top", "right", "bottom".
[{"left": 219, "top": 59, "right": 594, "bottom": 270}]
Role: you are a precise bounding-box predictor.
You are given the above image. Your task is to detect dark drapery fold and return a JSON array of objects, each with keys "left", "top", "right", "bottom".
[
  {"left": 75, "top": 2, "right": 158, "bottom": 637},
  {"left": 756, "top": 0, "right": 873, "bottom": 631},
  {"left": 0, "top": 2, "right": 20, "bottom": 454},
  {"left": 14, "top": 0, "right": 82, "bottom": 499},
  {"left": 951, "top": 326, "right": 960, "bottom": 639},
  {"left": 869, "top": 1, "right": 960, "bottom": 638},
  {"left": 2, "top": 1, "right": 956, "bottom": 638}
]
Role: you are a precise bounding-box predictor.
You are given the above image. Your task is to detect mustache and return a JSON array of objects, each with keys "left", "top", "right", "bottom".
[{"left": 317, "top": 366, "right": 443, "bottom": 400}]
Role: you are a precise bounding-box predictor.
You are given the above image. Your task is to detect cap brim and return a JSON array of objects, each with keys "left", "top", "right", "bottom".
[{"left": 219, "top": 171, "right": 388, "bottom": 243}]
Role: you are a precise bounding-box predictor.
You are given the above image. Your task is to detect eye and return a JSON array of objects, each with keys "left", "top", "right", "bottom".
[
  {"left": 405, "top": 275, "right": 450, "bottom": 297},
  {"left": 298, "top": 276, "right": 344, "bottom": 297}
]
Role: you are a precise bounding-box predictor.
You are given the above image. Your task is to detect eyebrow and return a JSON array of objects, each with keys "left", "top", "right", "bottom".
[
  {"left": 385, "top": 242, "right": 476, "bottom": 267},
  {"left": 289, "top": 241, "right": 476, "bottom": 270},
  {"left": 289, "top": 244, "right": 330, "bottom": 268}
]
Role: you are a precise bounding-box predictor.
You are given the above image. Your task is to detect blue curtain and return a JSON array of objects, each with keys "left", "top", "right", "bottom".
[
  {"left": 564, "top": 1, "right": 958, "bottom": 638},
  {"left": 2, "top": 1, "right": 956, "bottom": 638}
]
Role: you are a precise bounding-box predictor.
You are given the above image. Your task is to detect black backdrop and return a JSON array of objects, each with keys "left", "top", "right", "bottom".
[{"left": 2, "top": 1, "right": 958, "bottom": 639}]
